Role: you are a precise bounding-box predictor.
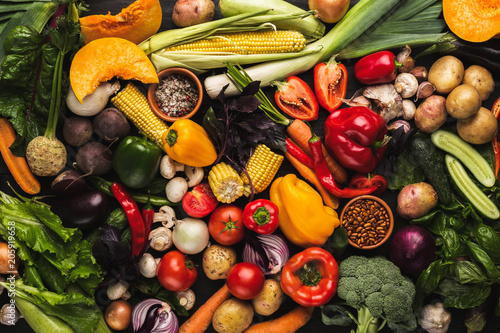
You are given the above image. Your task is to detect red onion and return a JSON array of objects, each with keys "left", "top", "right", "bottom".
[
  {"left": 132, "top": 298, "right": 178, "bottom": 333},
  {"left": 243, "top": 233, "right": 289, "bottom": 275},
  {"left": 389, "top": 225, "right": 436, "bottom": 275}
]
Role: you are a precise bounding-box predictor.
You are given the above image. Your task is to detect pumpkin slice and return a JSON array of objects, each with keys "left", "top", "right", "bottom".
[
  {"left": 443, "top": 0, "right": 500, "bottom": 43},
  {"left": 80, "top": 0, "right": 162, "bottom": 44},
  {"left": 70, "top": 37, "right": 159, "bottom": 103}
]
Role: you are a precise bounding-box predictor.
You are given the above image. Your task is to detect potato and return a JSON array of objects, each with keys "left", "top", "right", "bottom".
[
  {"left": 457, "top": 107, "right": 498, "bottom": 144},
  {"left": 397, "top": 182, "right": 438, "bottom": 220},
  {"left": 446, "top": 84, "right": 482, "bottom": 119},
  {"left": 202, "top": 244, "right": 237, "bottom": 280},
  {"left": 428, "top": 55, "right": 464, "bottom": 94},
  {"left": 172, "top": 0, "right": 214, "bottom": 28},
  {"left": 212, "top": 298, "right": 254, "bottom": 333},
  {"left": 462, "top": 65, "right": 495, "bottom": 101},
  {"left": 414, "top": 95, "right": 447, "bottom": 133},
  {"left": 251, "top": 279, "right": 284, "bottom": 316}
]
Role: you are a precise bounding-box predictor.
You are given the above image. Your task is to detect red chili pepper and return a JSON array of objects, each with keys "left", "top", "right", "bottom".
[
  {"left": 285, "top": 138, "right": 314, "bottom": 169},
  {"left": 242, "top": 199, "right": 279, "bottom": 235},
  {"left": 111, "top": 182, "right": 146, "bottom": 257},
  {"left": 354, "top": 50, "right": 401, "bottom": 85},
  {"left": 142, "top": 195, "right": 155, "bottom": 240},
  {"left": 491, "top": 97, "right": 500, "bottom": 178},
  {"left": 314, "top": 55, "right": 348, "bottom": 113},
  {"left": 309, "top": 134, "right": 378, "bottom": 198},
  {"left": 349, "top": 172, "right": 388, "bottom": 196},
  {"left": 274, "top": 76, "right": 319, "bottom": 121},
  {"left": 280, "top": 247, "right": 338, "bottom": 307}
]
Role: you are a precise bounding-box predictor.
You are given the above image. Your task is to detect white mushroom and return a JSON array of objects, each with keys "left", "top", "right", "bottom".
[
  {"left": 165, "top": 177, "right": 189, "bottom": 203},
  {"left": 175, "top": 289, "right": 196, "bottom": 311},
  {"left": 154, "top": 206, "right": 177, "bottom": 228},
  {"left": 394, "top": 73, "right": 419, "bottom": 98},
  {"left": 160, "top": 155, "right": 185, "bottom": 179},
  {"left": 121, "top": 291, "right": 132, "bottom": 301},
  {"left": 185, "top": 166, "right": 204, "bottom": 187},
  {"left": 107, "top": 280, "right": 129, "bottom": 301},
  {"left": 139, "top": 253, "right": 158, "bottom": 278},
  {"left": 149, "top": 227, "right": 173, "bottom": 252}
]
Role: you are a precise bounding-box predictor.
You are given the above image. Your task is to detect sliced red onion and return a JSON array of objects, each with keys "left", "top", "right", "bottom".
[
  {"left": 132, "top": 298, "right": 178, "bottom": 333},
  {"left": 243, "top": 233, "right": 289, "bottom": 275}
]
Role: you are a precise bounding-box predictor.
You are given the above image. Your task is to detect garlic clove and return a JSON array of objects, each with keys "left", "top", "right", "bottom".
[
  {"left": 415, "top": 81, "right": 436, "bottom": 101},
  {"left": 410, "top": 66, "right": 428, "bottom": 83}
]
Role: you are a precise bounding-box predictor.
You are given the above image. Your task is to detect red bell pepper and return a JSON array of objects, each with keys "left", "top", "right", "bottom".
[
  {"left": 280, "top": 247, "right": 338, "bottom": 307},
  {"left": 242, "top": 199, "right": 279, "bottom": 235},
  {"left": 324, "top": 106, "right": 389, "bottom": 173},
  {"left": 491, "top": 97, "right": 500, "bottom": 179},
  {"left": 314, "top": 55, "right": 348, "bottom": 113},
  {"left": 354, "top": 50, "right": 401, "bottom": 85},
  {"left": 349, "top": 172, "right": 388, "bottom": 196},
  {"left": 274, "top": 76, "right": 319, "bottom": 121}
]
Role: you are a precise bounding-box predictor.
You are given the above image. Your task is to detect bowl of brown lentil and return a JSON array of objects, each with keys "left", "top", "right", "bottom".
[
  {"left": 148, "top": 68, "right": 203, "bottom": 122},
  {"left": 340, "top": 195, "right": 394, "bottom": 250}
]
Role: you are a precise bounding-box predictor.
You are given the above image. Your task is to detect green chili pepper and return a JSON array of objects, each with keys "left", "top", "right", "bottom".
[{"left": 112, "top": 135, "right": 162, "bottom": 189}]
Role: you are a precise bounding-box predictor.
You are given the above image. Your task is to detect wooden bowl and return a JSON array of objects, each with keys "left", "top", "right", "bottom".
[
  {"left": 340, "top": 195, "right": 394, "bottom": 250},
  {"left": 147, "top": 68, "right": 203, "bottom": 122}
]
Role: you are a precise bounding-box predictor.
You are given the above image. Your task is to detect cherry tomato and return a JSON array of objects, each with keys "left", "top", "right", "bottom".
[
  {"left": 226, "top": 262, "right": 265, "bottom": 300},
  {"left": 208, "top": 204, "right": 244, "bottom": 245},
  {"left": 274, "top": 76, "right": 319, "bottom": 121},
  {"left": 157, "top": 250, "right": 197, "bottom": 292},
  {"left": 182, "top": 183, "right": 219, "bottom": 218}
]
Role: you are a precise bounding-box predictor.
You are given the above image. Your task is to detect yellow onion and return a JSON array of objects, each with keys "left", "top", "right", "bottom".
[{"left": 308, "top": 0, "right": 350, "bottom": 24}]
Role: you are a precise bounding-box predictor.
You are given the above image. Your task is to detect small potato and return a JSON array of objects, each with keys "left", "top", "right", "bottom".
[
  {"left": 202, "top": 244, "right": 237, "bottom": 280},
  {"left": 446, "top": 84, "right": 482, "bottom": 119},
  {"left": 457, "top": 107, "right": 498, "bottom": 145},
  {"left": 428, "top": 55, "right": 464, "bottom": 94},
  {"left": 212, "top": 298, "right": 254, "bottom": 333},
  {"left": 251, "top": 279, "right": 284, "bottom": 316},
  {"left": 397, "top": 182, "right": 438, "bottom": 220},
  {"left": 172, "top": 0, "right": 214, "bottom": 27},
  {"left": 414, "top": 95, "right": 447, "bottom": 134},
  {"left": 462, "top": 65, "right": 495, "bottom": 101}
]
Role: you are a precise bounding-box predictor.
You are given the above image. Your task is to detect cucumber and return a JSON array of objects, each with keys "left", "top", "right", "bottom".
[
  {"left": 431, "top": 130, "right": 495, "bottom": 187},
  {"left": 445, "top": 154, "right": 500, "bottom": 220}
]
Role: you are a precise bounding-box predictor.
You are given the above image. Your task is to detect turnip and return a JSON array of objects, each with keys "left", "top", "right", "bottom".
[
  {"left": 93, "top": 108, "right": 130, "bottom": 142},
  {"left": 76, "top": 142, "right": 113, "bottom": 176},
  {"left": 63, "top": 116, "right": 93, "bottom": 146}
]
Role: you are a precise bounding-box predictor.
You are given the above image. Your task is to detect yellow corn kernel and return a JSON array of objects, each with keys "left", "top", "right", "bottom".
[
  {"left": 111, "top": 82, "right": 169, "bottom": 147},
  {"left": 165, "top": 30, "right": 306, "bottom": 55},
  {"left": 241, "top": 144, "right": 284, "bottom": 196},
  {"left": 208, "top": 162, "right": 244, "bottom": 203}
]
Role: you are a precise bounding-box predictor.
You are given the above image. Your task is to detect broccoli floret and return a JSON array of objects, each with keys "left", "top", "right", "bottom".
[{"left": 336, "top": 255, "right": 417, "bottom": 333}]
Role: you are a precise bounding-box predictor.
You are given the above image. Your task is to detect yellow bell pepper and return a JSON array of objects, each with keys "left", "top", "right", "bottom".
[
  {"left": 270, "top": 174, "right": 340, "bottom": 248},
  {"left": 162, "top": 118, "right": 217, "bottom": 167}
]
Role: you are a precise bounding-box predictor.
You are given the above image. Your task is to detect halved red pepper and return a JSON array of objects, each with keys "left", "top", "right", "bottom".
[
  {"left": 242, "top": 199, "right": 279, "bottom": 235},
  {"left": 491, "top": 97, "right": 500, "bottom": 178},
  {"left": 349, "top": 172, "right": 388, "bottom": 196},
  {"left": 274, "top": 76, "right": 319, "bottom": 121},
  {"left": 314, "top": 55, "right": 348, "bottom": 113},
  {"left": 354, "top": 50, "right": 401, "bottom": 85},
  {"left": 280, "top": 247, "right": 338, "bottom": 307}
]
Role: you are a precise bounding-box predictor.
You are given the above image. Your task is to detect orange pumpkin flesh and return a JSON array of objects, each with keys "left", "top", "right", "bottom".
[
  {"left": 443, "top": 0, "right": 500, "bottom": 43},
  {"left": 69, "top": 37, "right": 159, "bottom": 103},
  {"left": 79, "top": 0, "right": 162, "bottom": 44}
]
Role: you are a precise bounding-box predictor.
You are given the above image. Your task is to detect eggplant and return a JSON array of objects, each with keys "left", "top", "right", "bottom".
[{"left": 41, "top": 189, "right": 109, "bottom": 230}]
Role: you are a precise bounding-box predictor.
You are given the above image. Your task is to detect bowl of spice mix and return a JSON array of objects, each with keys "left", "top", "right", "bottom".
[
  {"left": 148, "top": 68, "right": 203, "bottom": 122},
  {"left": 340, "top": 195, "right": 394, "bottom": 250}
]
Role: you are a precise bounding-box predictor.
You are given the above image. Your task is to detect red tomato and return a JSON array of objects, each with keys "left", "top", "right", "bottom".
[
  {"left": 274, "top": 76, "right": 319, "bottom": 121},
  {"left": 226, "top": 262, "right": 265, "bottom": 300},
  {"left": 157, "top": 250, "right": 197, "bottom": 292},
  {"left": 208, "top": 204, "right": 244, "bottom": 245},
  {"left": 182, "top": 183, "right": 218, "bottom": 218}
]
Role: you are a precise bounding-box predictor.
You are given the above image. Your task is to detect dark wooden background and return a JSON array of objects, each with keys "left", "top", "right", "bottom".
[{"left": 1, "top": 0, "right": 500, "bottom": 332}]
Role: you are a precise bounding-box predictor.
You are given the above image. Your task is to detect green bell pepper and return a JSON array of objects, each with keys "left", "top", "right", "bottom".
[{"left": 112, "top": 135, "right": 162, "bottom": 189}]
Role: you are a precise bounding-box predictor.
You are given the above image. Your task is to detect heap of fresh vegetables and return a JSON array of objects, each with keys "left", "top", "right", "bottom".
[{"left": 0, "top": 0, "right": 500, "bottom": 332}]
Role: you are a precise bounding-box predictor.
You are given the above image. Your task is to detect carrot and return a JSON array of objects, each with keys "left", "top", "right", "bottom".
[
  {"left": 178, "top": 283, "right": 231, "bottom": 333},
  {"left": 287, "top": 119, "right": 348, "bottom": 184},
  {"left": 244, "top": 306, "right": 314, "bottom": 333},
  {"left": 0, "top": 118, "right": 40, "bottom": 195},
  {"left": 285, "top": 151, "right": 339, "bottom": 209}
]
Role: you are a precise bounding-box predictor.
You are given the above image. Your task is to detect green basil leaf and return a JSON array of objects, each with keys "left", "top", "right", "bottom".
[
  {"left": 442, "top": 228, "right": 461, "bottom": 259},
  {"left": 412, "top": 210, "right": 444, "bottom": 227},
  {"left": 416, "top": 260, "right": 453, "bottom": 296},
  {"left": 436, "top": 278, "right": 491, "bottom": 309},
  {"left": 474, "top": 224, "right": 500, "bottom": 264},
  {"left": 466, "top": 241, "right": 500, "bottom": 280},
  {"left": 325, "top": 226, "right": 349, "bottom": 261},
  {"left": 321, "top": 304, "right": 353, "bottom": 327},
  {"left": 455, "top": 260, "right": 489, "bottom": 284}
]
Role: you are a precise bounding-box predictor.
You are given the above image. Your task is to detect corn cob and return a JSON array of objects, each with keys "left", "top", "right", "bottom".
[
  {"left": 208, "top": 162, "right": 245, "bottom": 203},
  {"left": 111, "top": 82, "right": 169, "bottom": 147},
  {"left": 241, "top": 144, "right": 284, "bottom": 196},
  {"left": 164, "top": 30, "right": 306, "bottom": 55}
]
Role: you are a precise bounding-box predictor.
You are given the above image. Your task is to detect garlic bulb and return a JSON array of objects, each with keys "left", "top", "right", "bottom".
[{"left": 66, "top": 81, "right": 120, "bottom": 117}]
